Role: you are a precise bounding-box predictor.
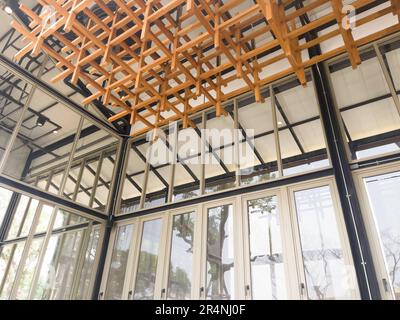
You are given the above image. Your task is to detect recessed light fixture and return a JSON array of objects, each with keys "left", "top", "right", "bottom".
[
  {"left": 277, "top": 121, "right": 283, "bottom": 125},
  {"left": 4, "top": 6, "right": 12, "bottom": 14},
  {"left": 53, "top": 129, "right": 59, "bottom": 134}
]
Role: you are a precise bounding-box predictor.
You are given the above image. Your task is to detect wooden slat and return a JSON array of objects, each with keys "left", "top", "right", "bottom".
[{"left": 9, "top": 0, "right": 400, "bottom": 137}]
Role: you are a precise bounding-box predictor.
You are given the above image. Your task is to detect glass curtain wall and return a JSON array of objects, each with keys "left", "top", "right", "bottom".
[
  {"left": 0, "top": 186, "right": 103, "bottom": 300},
  {"left": 328, "top": 38, "right": 400, "bottom": 161},
  {"left": 118, "top": 72, "right": 330, "bottom": 216},
  {"left": 0, "top": 53, "right": 122, "bottom": 215}
]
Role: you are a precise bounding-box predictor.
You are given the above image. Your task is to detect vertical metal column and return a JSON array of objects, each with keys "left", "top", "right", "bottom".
[
  {"left": 199, "top": 112, "right": 206, "bottom": 195},
  {"left": 91, "top": 137, "right": 129, "bottom": 300},
  {"left": 88, "top": 152, "right": 105, "bottom": 208},
  {"left": 311, "top": 62, "right": 381, "bottom": 300},
  {"left": 271, "top": 85, "right": 283, "bottom": 177},
  {"left": 233, "top": 99, "right": 241, "bottom": 187},
  {"left": 167, "top": 122, "right": 178, "bottom": 202}
]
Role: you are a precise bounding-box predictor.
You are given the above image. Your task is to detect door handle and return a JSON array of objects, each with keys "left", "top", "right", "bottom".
[
  {"left": 382, "top": 278, "right": 389, "bottom": 293},
  {"left": 245, "top": 284, "right": 251, "bottom": 299},
  {"left": 128, "top": 290, "right": 133, "bottom": 300},
  {"left": 161, "top": 288, "right": 166, "bottom": 299},
  {"left": 299, "top": 283, "right": 306, "bottom": 298},
  {"left": 98, "top": 291, "right": 104, "bottom": 300},
  {"left": 199, "top": 286, "right": 204, "bottom": 299}
]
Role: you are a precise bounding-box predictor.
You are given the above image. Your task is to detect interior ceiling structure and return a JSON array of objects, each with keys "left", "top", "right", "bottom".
[{"left": 8, "top": 0, "right": 400, "bottom": 137}]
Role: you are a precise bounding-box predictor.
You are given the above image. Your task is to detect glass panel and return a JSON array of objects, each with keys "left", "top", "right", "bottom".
[
  {"left": 53, "top": 209, "right": 87, "bottom": 229},
  {"left": 0, "top": 242, "right": 25, "bottom": 299},
  {"left": 74, "top": 226, "right": 101, "bottom": 300},
  {"left": 15, "top": 237, "right": 44, "bottom": 299},
  {"left": 173, "top": 127, "right": 201, "bottom": 201},
  {"left": 237, "top": 90, "right": 278, "bottom": 185},
  {"left": 133, "top": 218, "right": 162, "bottom": 300},
  {"left": 294, "top": 185, "right": 356, "bottom": 299},
  {"left": 276, "top": 79, "right": 329, "bottom": 176},
  {"left": 204, "top": 114, "right": 236, "bottom": 193},
  {"left": 329, "top": 47, "right": 400, "bottom": 161},
  {"left": 0, "top": 64, "right": 33, "bottom": 166},
  {"left": 36, "top": 204, "right": 54, "bottom": 234},
  {"left": 144, "top": 135, "right": 171, "bottom": 208},
  {"left": 120, "top": 142, "right": 147, "bottom": 213},
  {"left": 364, "top": 171, "right": 400, "bottom": 299},
  {"left": 7, "top": 196, "right": 39, "bottom": 240},
  {"left": 3, "top": 89, "right": 80, "bottom": 183},
  {"left": 33, "top": 230, "right": 83, "bottom": 300},
  {"left": 167, "top": 212, "right": 195, "bottom": 300},
  {"left": 247, "top": 196, "right": 287, "bottom": 299},
  {"left": 104, "top": 224, "right": 134, "bottom": 300},
  {"left": 0, "top": 187, "right": 13, "bottom": 226},
  {"left": 206, "top": 204, "right": 235, "bottom": 300}
]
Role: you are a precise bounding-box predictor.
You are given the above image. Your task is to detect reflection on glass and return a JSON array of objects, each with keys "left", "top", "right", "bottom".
[
  {"left": 247, "top": 196, "right": 287, "bottom": 299},
  {"left": 36, "top": 205, "right": 54, "bottom": 234},
  {"left": 15, "top": 237, "right": 44, "bottom": 299},
  {"left": 104, "top": 224, "right": 134, "bottom": 300},
  {"left": 364, "top": 172, "right": 400, "bottom": 299},
  {"left": 0, "top": 187, "right": 13, "bottom": 226},
  {"left": 53, "top": 209, "right": 87, "bottom": 229},
  {"left": 206, "top": 204, "right": 235, "bottom": 300},
  {"left": 0, "top": 242, "right": 24, "bottom": 299},
  {"left": 167, "top": 212, "right": 195, "bottom": 300},
  {"left": 7, "top": 196, "right": 39, "bottom": 239},
  {"left": 133, "top": 219, "right": 162, "bottom": 300},
  {"left": 294, "top": 186, "right": 355, "bottom": 299},
  {"left": 74, "top": 226, "right": 101, "bottom": 299},
  {"left": 33, "top": 230, "right": 83, "bottom": 300}
]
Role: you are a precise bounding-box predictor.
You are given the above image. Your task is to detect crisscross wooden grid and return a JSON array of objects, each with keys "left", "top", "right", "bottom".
[{"left": 10, "top": 0, "right": 400, "bottom": 136}]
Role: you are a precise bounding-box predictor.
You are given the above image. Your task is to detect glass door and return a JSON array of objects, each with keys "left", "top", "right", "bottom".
[
  {"left": 129, "top": 215, "right": 168, "bottom": 300},
  {"left": 159, "top": 207, "right": 200, "bottom": 300},
  {"left": 200, "top": 199, "right": 241, "bottom": 300},
  {"left": 101, "top": 222, "right": 136, "bottom": 300},
  {"left": 241, "top": 190, "right": 297, "bottom": 299},
  {"left": 288, "top": 180, "right": 359, "bottom": 300},
  {"left": 355, "top": 166, "right": 400, "bottom": 300}
]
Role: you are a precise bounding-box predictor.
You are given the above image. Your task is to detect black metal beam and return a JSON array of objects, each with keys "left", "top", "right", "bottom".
[
  {"left": 294, "top": 0, "right": 381, "bottom": 299},
  {"left": 30, "top": 125, "right": 100, "bottom": 160},
  {"left": 194, "top": 126, "right": 230, "bottom": 174},
  {"left": 274, "top": 93, "right": 305, "bottom": 154},
  {"left": 227, "top": 109, "right": 265, "bottom": 165},
  {"left": 0, "top": 174, "right": 107, "bottom": 221},
  {"left": 91, "top": 138, "right": 129, "bottom": 300},
  {"left": 117, "top": 167, "right": 333, "bottom": 221},
  {"left": 312, "top": 62, "right": 381, "bottom": 300},
  {"left": 120, "top": 147, "right": 329, "bottom": 210},
  {"left": 0, "top": 54, "right": 121, "bottom": 136},
  {"left": 131, "top": 144, "right": 169, "bottom": 189}
]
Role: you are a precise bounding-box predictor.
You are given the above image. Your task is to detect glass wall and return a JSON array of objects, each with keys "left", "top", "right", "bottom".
[
  {"left": 293, "top": 185, "right": 357, "bottom": 300},
  {"left": 103, "top": 224, "right": 134, "bottom": 300},
  {"left": 103, "top": 177, "right": 360, "bottom": 300},
  {"left": 0, "top": 186, "right": 103, "bottom": 300},
  {"left": 363, "top": 170, "right": 400, "bottom": 299},
  {"left": 118, "top": 72, "right": 331, "bottom": 216},
  {"left": 205, "top": 204, "right": 235, "bottom": 300},
  {"left": 328, "top": 38, "right": 400, "bottom": 161},
  {"left": 133, "top": 218, "right": 163, "bottom": 300},
  {"left": 246, "top": 195, "right": 287, "bottom": 300},
  {"left": 0, "top": 66, "right": 121, "bottom": 213},
  {"left": 166, "top": 211, "right": 195, "bottom": 300}
]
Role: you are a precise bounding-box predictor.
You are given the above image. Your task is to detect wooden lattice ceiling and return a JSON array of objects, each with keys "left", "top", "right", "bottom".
[{"left": 10, "top": 0, "right": 400, "bottom": 136}]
